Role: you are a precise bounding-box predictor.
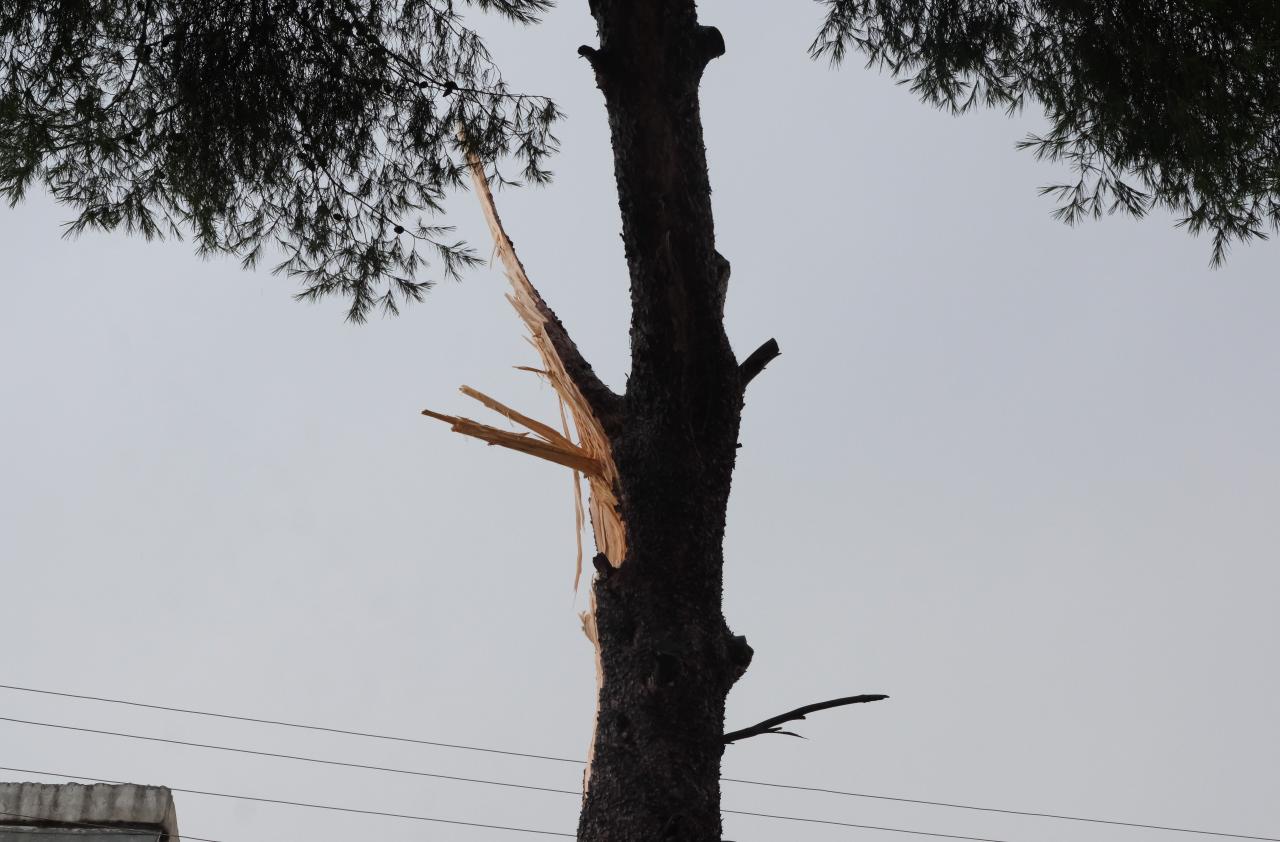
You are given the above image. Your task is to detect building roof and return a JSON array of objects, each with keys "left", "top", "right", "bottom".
[{"left": 0, "top": 782, "right": 178, "bottom": 842}]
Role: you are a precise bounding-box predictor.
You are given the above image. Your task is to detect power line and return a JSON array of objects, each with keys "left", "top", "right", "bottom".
[
  {"left": 723, "top": 808, "right": 1025, "bottom": 842},
  {"left": 3, "top": 682, "right": 1277, "bottom": 842},
  {"left": 0, "top": 767, "right": 575, "bottom": 838},
  {"left": 721, "top": 779, "right": 1280, "bottom": 842},
  {"left": 0, "top": 765, "right": 1033, "bottom": 842},
  {"left": 9, "top": 761, "right": 1275, "bottom": 842},
  {"left": 0, "top": 683, "right": 581, "bottom": 765},
  {"left": 0, "top": 716, "right": 1070, "bottom": 841},
  {"left": 0, "top": 715, "right": 581, "bottom": 798}
]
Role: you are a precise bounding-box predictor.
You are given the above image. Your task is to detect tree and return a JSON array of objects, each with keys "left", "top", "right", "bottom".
[
  {"left": 2, "top": 2, "right": 1277, "bottom": 840},
  {"left": 813, "top": 1, "right": 1280, "bottom": 264}
]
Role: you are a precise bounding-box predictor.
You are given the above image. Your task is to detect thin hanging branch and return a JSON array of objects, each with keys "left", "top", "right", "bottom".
[{"left": 723, "top": 694, "right": 888, "bottom": 744}]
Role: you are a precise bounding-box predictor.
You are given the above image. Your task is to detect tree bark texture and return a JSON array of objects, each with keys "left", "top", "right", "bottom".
[{"left": 577, "top": 2, "right": 750, "bottom": 840}]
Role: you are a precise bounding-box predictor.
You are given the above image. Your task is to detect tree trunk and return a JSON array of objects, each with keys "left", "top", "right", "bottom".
[{"left": 577, "top": 3, "right": 750, "bottom": 840}]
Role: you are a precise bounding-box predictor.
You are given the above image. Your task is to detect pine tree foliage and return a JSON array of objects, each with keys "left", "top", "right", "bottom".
[
  {"left": 0, "top": 0, "right": 558, "bottom": 320},
  {"left": 5, "top": 2, "right": 1275, "bottom": 324},
  {"left": 813, "top": 0, "right": 1280, "bottom": 263}
]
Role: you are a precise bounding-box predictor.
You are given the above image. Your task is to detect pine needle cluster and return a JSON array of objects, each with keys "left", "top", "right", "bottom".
[
  {"left": 814, "top": 0, "right": 1280, "bottom": 263},
  {"left": 1, "top": 0, "right": 557, "bottom": 320}
]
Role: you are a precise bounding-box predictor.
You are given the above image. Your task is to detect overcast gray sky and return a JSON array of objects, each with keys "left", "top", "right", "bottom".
[{"left": 2, "top": 3, "right": 1278, "bottom": 842}]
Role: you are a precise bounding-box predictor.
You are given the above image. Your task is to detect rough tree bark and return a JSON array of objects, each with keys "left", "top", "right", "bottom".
[
  {"left": 575, "top": 2, "right": 751, "bottom": 840},
  {"left": 428, "top": 4, "right": 872, "bottom": 838}
]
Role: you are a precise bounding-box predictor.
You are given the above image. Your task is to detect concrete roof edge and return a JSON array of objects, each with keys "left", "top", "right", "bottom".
[{"left": 0, "top": 783, "right": 179, "bottom": 841}]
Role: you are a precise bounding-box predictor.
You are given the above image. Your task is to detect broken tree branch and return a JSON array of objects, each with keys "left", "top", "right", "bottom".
[
  {"left": 464, "top": 151, "right": 623, "bottom": 434},
  {"left": 420, "top": 408, "right": 602, "bottom": 475},
  {"left": 722, "top": 694, "right": 888, "bottom": 744},
  {"left": 458, "top": 385, "right": 576, "bottom": 449},
  {"left": 739, "top": 338, "right": 780, "bottom": 387}
]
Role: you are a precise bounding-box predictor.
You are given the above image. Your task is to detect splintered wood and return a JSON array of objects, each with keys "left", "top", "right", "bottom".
[
  {"left": 422, "top": 153, "right": 626, "bottom": 792},
  {"left": 422, "top": 153, "right": 625, "bottom": 574}
]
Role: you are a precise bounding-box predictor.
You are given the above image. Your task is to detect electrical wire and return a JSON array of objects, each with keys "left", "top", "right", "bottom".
[
  {"left": 4, "top": 682, "right": 1278, "bottom": 842},
  {"left": 0, "top": 766, "right": 575, "bottom": 838},
  {"left": 720, "top": 778, "right": 1280, "bottom": 842},
  {"left": 0, "top": 715, "right": 580, "bottom": 798},
  {"left": 0, "top": 764, "right": 1032, "bottom": 842},
  {"left": 0, "top": 717, "right": 1074, "bottom": 840},
  {"left": 723, "top": 808, "right": 1026, "bottom": 841},
  {"left": 9, "top": 760, "right": 1277, "bottom": 842},
  {"left": 0, "top": 683, "right": 581, "bottom": 764}
]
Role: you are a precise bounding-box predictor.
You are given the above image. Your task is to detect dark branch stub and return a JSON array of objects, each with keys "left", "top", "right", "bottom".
[
  {"left": 739, "top": 338, "right": 781, "bottom": 387},
  {"left": 695, "top": 25, "right": 726, "bottom": 65},
  {"left": 712, "top": 250, "right": 730, "bottom": 316},
  {"left": 723, "top": 694, "right": 888, "bottom": 744},
  {"left": 576, "top": 44, "right": 608, "bottom": 77}
]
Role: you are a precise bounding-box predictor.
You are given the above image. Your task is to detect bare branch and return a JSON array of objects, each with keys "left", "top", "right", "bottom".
[
  {"left": 723, "top": 694, "right": 887, "bottom": 745},
  {"left": 739, "top": 338, "right": 780, "bottom": 387}
]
